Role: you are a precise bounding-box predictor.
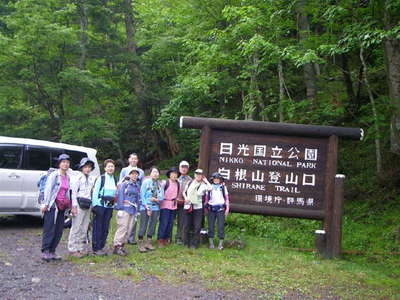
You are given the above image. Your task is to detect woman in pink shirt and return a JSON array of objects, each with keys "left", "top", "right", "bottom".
[{"left": 157, "top": 168, "right": 180, "bottom": 247}]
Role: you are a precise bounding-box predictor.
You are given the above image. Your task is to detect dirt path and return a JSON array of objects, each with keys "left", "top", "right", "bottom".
[{"left": 0, "top": 216, "right": 264, "bottom": 300}]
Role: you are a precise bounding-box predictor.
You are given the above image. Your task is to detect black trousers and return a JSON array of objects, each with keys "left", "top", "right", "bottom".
[
  {"left": 183, "top": 208, "right": 203, "bottom": 248},
  {"left": 207, "top": 210, "right": 225, "bottom": 239},
  {"left": 174, "top": 205, "right": 185, "bottom": 241},
  {"left": 92, "top": 206, "right": 113, "bottom": 251},
  {"left": 41, "top": 206, "right": 65, "bottom": 253}
]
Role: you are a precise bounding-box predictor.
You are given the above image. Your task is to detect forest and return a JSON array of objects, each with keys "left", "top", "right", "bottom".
[
  {"left": 1, "top": 0, "right": 400, "bottom": 242},
  {"left": 1, "top": 0, "right": 400, "bottom": 297}
]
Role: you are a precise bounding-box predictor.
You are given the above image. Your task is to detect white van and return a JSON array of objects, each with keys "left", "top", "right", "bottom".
[{"left": 0, "top": 136, "right": 100, "bottom": 216}]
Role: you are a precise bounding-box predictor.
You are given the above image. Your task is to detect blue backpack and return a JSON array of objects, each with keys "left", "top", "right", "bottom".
[{"left": 37, "top": 168, "right": 56, "bottom": 203}]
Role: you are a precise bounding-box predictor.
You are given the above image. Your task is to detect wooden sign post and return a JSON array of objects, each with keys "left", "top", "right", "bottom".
[{"left": 180, "top": 116, "right": 362, "bottom": 258}]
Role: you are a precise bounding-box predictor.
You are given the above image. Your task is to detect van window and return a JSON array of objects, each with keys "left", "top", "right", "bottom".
[
  {"left": 65, "top": 150, "right": 87, "bottom": 170},
  {"left": 50, "top": 149, "right": 87, "bottom": 170},
  {"left": 0, "top": 145, "right": 23, "bottom": 169},
  {"left": 25, "top": 147, "right": 51, "bottom": 171}
]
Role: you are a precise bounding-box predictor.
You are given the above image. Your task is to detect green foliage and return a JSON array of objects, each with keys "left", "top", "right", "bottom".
[
  {"left": 226, "top": 200, "right": 400, "bottom": 254},
  {"left": 1, "top": 0, "right": 396, "bottom": 167},
  {"left": 0, "top": 3, "right": 399, "bottom": 283}
]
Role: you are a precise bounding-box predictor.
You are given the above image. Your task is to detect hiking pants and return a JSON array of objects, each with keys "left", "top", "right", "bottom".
[{"left": 42, "top": 206, "right": 65, "bottom": 253}]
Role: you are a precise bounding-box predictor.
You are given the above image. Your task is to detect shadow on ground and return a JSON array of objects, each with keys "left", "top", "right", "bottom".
[{"left": 0, "top": 215, "right": 42, "bottom": 228}]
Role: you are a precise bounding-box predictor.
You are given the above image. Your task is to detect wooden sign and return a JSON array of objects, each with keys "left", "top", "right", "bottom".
[
  {"left": 208, "top": 130, "right": 332, "bottom": 219},
  {"left": 180, "top": 116, "right": 362, "bottom": 258}
]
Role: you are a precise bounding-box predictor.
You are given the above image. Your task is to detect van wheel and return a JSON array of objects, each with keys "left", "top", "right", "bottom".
[{"left": 64, "top": 210, "right": 72, "bottom": 228}]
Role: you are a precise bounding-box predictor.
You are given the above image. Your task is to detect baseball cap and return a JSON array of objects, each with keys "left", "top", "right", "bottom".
[
  {"left": 179, "top": 161, "right": 190, "bottom": 168},
  {"left": 194, "top": 168, "right": 203, "bottom": 174}
]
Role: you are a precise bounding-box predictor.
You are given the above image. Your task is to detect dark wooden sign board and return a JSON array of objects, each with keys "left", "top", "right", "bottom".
[{"left": 180, "top": 116, "right": 362, "bottom": 258}]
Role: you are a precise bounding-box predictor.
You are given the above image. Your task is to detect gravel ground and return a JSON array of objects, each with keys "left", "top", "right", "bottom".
[{"left": 0, "top": 215, "right": 267, "bottom": 300}]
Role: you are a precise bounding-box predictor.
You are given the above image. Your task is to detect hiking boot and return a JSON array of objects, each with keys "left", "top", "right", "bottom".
[
  {"left": 80, "top": 249, "right": 89, "bottom": 256},
  {"left": 145, "top": 239, "right": 155, "bottom": 251},
  {"left": 157, "top": 239, "right": 165, "bottom": 248},
  {"left": 70, "top": 251, "right": 84, "bottom": 258},
  {"left": 93, "top": 249, "right": 107, "bottom": 256},
  {"left": 138, "top": 240, "right": 148, "bottom": 253},
  {"left": 209, "top": 238, "right": 215, "bottom": 249},
  {"left": 176, "top": 238, "right": 183, "bottom": 245},
  {"left": 50, "top": 252, "right": 62, "bottom": 261},
  {"left": 41, "top": 251, "right": 51, "bottom": 262},
  {"left": 113, "top": 246, "right": 127, "bottom": 256},
  {"left": 217, "top": 240, "right": 224, "bottom": 250}
]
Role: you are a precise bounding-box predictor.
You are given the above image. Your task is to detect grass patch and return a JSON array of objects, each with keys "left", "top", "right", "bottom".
[{"left": 69, "top": 213, "right": 400, "bottom": 299}]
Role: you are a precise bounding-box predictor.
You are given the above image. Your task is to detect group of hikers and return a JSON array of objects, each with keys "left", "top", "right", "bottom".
[{"left": 38, "top": 153, "right": 230, "bottom": 261}]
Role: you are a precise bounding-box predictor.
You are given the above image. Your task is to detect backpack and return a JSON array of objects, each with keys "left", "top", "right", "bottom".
[
  {"left": 37, "top": 168, "right": 57, "bottom": 203},
  {"left": 37, "top": 168, "right": 57, "bottom": 193}
]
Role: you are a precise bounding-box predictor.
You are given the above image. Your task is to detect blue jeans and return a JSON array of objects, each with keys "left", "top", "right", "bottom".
[
  {"left": 92, "top": 206, "right": 113, "bottom": 251},
  {"left": 41, "top": 206, "right": 65, "bottom": 253},
  {"left": 157, "top": 209, "right": 176, "bottom": 240}
]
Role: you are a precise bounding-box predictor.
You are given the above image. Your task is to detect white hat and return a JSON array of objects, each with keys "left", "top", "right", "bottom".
[
  {"left": 194, "top": 168, "right": 203, "bottom": 174},
  {"left": 179, "top": 160, "right": 190, "bottom": 167}
]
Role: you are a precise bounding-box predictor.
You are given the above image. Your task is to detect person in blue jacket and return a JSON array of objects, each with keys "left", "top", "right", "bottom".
[
  {"left": 91, "top": 159, "right": 117, "bottom": 256},
  {"left": 112, "top": 167, "right": 141, "bottom": 256},
  {"left": 118, "top": 153, "right": 144, "bottom": 246},
  {"left": 137, "top": 167, "right": 164, "bottom": 253}
]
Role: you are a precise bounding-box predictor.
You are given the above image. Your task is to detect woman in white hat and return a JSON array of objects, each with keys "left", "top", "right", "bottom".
[
  {"left": 68, "top": 157, "right": 96, "bottom": 258},
  {"left": 182, "top": 169, "right": 212, "bottom": 248}
]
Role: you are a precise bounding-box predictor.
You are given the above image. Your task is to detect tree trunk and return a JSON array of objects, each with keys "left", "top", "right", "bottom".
[
  {"left": 356, "top": 64, "right": 363, "bottom": 106},
  {"left": 340, "top": 53, "right": 355, "bottom": 104},
  {"left": 383, "top": 1, "right": 400, "bottom": 154},
  {"left": 122, "top": 0, "right": 166, "bottom": 159},
  {"left": 249, "top": 53, "right": 266, "bottom": 121},
  {"left": 76, "top": 0, "right": 88, "bottom": 70},
  {"left": 123, "top": 0, "right": 143, "bottom": 95},
  {"left": 360, "top": 47, "right": 383, "bottom": 177},
  {"left": 72, "top": 0, "right": 89, "bottom": 108},
  {"left": 278, "top": 60, "right": 285, "bottom": 122},
  {"left": 164, "top": 129, "right": 179, "bottom": 156},
  {"left": 296, "top": 0, "right": 317, "bottom": 101}
]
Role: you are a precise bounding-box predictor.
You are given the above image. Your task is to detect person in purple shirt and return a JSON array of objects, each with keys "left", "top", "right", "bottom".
[{"left": 40, "top": 154, "right": 71, "bottom": 262}]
